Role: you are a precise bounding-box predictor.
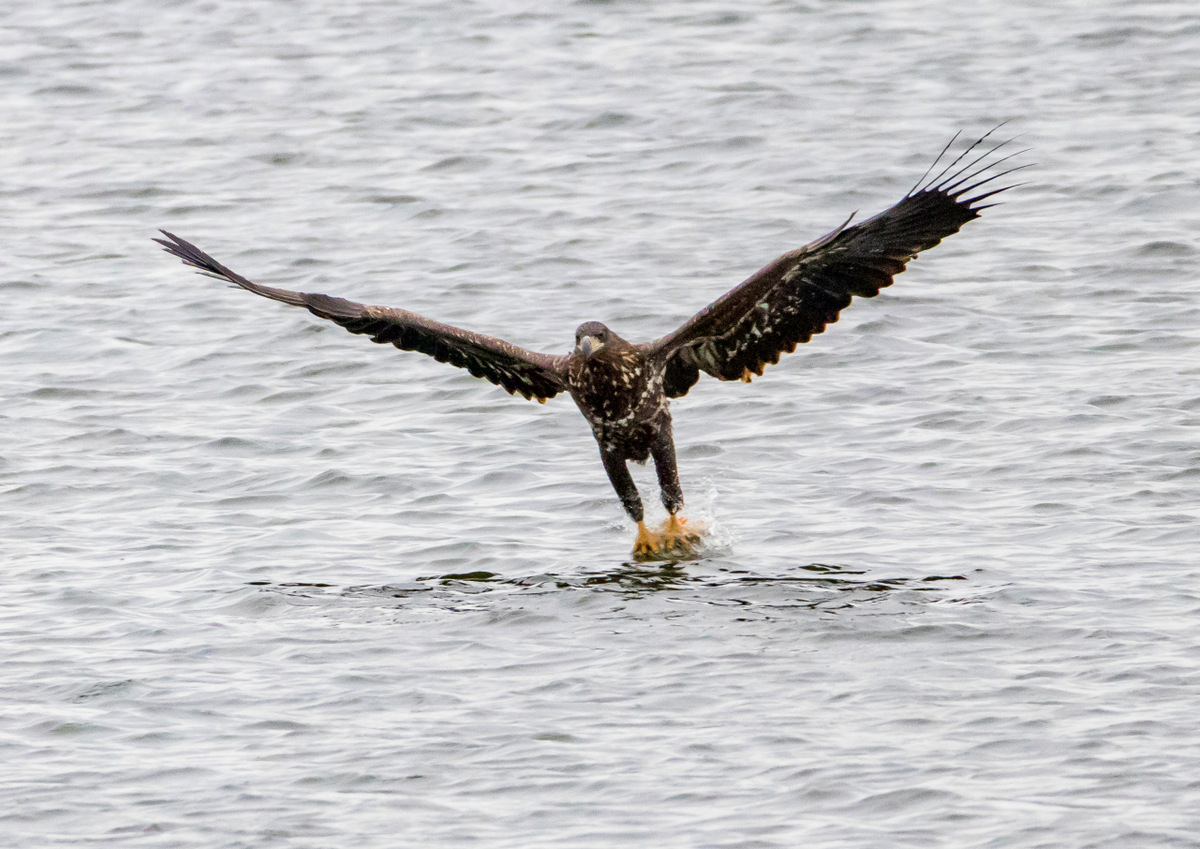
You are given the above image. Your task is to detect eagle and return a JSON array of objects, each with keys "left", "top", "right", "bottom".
[{"left": 157, "top": 129, "right": 1023, "bottom": 559}]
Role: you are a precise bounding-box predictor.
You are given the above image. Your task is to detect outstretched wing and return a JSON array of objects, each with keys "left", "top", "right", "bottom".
[
  {"left": 155, "top": 232, "right": 569, "bottom": 402},
  {"left": 652, "top": 128, "right": 1028, "bottom": 398}
]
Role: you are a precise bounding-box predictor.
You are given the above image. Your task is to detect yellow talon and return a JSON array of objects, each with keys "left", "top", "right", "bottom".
[
  {"left": 633, "top": 521, "right": 660, "bottom": 556},
  {"left": 631, "top": 515, "right": 707, "bottom": 561},
  {"left": 661, "top": 514, "right": 704, "bottom": 545}
]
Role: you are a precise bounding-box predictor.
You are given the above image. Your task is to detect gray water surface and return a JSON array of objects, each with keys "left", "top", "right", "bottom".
[{"left": 4, "top": 1, "right": 1200, "bottom": 846}]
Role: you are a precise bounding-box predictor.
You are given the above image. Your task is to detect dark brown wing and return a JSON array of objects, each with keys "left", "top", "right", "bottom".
[
  {"left": 155, "top": 231, "right": 569, "bottom": 402},
  {"left": 652, "top": 129, "right": 1028, "bottom": 398}
]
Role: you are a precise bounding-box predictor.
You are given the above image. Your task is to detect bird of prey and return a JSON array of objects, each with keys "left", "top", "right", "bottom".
[{"left": 157, "top": 129, "right": 1023, "bottom": 559}]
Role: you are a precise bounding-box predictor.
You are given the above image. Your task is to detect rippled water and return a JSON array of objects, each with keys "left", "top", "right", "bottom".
[{"left": 4, "top": 1, "right": 1200, "bottom": 846}]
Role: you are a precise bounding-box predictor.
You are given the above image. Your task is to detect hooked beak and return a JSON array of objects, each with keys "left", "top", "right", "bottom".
[{"left": 577, "top": 335, "right": 603, "bottom": 359}]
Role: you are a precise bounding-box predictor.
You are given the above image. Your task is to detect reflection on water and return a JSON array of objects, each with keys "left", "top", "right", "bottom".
[{"left": 250, "top": 560, "right": 967, "bottom": 611}]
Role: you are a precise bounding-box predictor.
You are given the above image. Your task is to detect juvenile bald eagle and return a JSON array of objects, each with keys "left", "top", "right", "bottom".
[{"left": 157, "top": 130, "right": 1023, "bottom": 557}]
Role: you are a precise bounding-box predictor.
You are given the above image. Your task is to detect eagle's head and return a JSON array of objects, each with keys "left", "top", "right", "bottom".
[{"left": 574, "top": 321, "right": 617, "bottom": 360}]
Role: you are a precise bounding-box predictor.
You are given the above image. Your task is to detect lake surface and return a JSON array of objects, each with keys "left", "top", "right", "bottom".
[{"left": 3, "top": 1, "right": 1200, "bottom": 846}]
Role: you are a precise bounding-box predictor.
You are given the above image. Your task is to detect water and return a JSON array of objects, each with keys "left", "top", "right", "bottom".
[{"left": 3, "top": 1, "right": 1200, "bottom": 846}]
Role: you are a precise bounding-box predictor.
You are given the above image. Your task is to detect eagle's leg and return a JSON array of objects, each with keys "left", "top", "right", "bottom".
[
  {"left": 650, "top": 426, "right": 703, "bottom": 549},
  {"left": 600, "top": 445, "right": 660, "bottom": 556},
  {"left": 650, "top": 420, "right": 685, "bottom": 516},
  {"left": 600, "top": 446, "right": 644, "bottom": 522}
]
